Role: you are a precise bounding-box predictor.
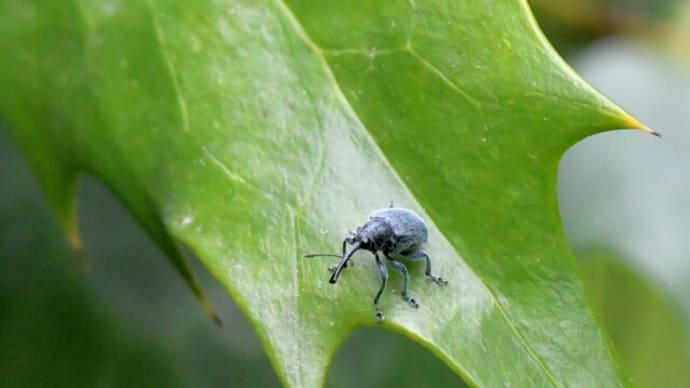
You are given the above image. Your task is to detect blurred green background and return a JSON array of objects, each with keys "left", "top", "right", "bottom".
[{"left": 1, "top": 0, "right": 689, "bottom": 386}]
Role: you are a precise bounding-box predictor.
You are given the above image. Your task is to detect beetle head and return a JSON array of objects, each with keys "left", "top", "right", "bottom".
[{"left": 355, "top": 218, "right": 394, "bottom": 252}]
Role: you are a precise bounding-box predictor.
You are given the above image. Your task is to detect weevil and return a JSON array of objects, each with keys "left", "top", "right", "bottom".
[{"left": 305, "top": 204, "right": 447, "bottom": 321}]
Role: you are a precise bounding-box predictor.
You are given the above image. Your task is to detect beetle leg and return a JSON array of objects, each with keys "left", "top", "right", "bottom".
[
  {"left": 401, "top": 250, "right": 448, "bottom": 285},
  {"left": 340, "top": 238, "right": 351, "bottom": 268},
  {"left": 373, "top": 252, "right": 388, "bottom": 321},
  {"left": 385, "top": 254, "right": 418, "bottom": 309}
]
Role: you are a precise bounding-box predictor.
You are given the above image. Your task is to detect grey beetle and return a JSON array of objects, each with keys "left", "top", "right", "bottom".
[{"left": 305, "top": 204, "right": 447, "bottom": 321}]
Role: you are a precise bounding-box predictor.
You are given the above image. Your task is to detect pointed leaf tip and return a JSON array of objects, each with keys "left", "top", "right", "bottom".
[
  {"left": 210, "top": 311, "right": 223, "bottom": 327},
  {"left": 624, "top": 116, "right": 660, "bottom": 138},
  {"left": 635, "top": 119, "right": 661, "bottom": 138},
  {"left": 191, "top": 287, "right": 223, "bottom": 326},
  {"left": 647, "top": 127, "right": 662, "bottom": 138}
]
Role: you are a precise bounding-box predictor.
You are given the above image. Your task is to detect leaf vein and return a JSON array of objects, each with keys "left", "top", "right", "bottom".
[
  {"left": 146, "top": 0, "right": 191, "bottom": 133},
  {"left": 275, "top": 0, "right": 562, "bottom": 385},
  {"left": 406, "top": 43, "right": 482, "bottom": 109}
]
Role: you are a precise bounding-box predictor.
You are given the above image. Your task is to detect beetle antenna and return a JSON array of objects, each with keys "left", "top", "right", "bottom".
[
  {"left": 303, "top": 253, "right": 342, "bottom": 259},
  {"left": 329, "top": 241, "right": 361, "bottom": 284}
]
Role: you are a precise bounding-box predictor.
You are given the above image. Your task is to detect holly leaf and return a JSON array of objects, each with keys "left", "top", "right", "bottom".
[{"left": 0, "top": 1, "right": 654, "bottom": 386}]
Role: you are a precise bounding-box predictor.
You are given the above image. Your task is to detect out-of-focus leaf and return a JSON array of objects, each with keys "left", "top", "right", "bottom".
[
  {"left": 657, "top": 1, "right": 690, "bottom": 63},
  {"left": 580, "top": 253, "right": 690, "bottom": 388}
]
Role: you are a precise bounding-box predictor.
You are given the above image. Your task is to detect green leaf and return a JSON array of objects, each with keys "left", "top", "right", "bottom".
[
  {"left": 0, "top": 185, "right": 181, "bottom": 388},
  {"left": 580, "top": 253, "right": 690, "bottom": 388},
  {"left": 0, "top": 1, "right": 653, "bottom": 386}
]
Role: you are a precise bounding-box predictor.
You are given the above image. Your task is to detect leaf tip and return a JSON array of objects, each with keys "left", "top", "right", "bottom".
[
  {"left": 195, "top": 285, "right": 223, "bottom": 327},
  {"left": 624, "top": 116, "right": 661, "bottom": 138},
  {"left": 209, "top": 308, "right": 223, "bottom": 327},
  {"left": 197, "top": 287, "right": 223, "bottom": 326},
  {"left": 644, "top": 126, "right": 662, "bottom": 138},
  {"left": 60, "top": 202, "right": 92, "bottom": 269}
]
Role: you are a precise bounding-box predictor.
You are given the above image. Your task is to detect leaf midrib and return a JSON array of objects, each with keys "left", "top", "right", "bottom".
[{"left": 275, "top": 0, "right": 561, "bottom": 386}]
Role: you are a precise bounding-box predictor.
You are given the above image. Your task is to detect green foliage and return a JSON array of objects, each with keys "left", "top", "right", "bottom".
[
  {"left": 0, "top": 1, "right": 654, "bottom": 386},
  {"left": 0, "top": 138, "right": 180, "bottom": 387},
  {"left": 581, "top": 253, "right": 690, "bottom": 388}
]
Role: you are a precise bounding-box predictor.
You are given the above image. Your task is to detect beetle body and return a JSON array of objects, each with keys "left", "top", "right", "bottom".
[
  {"left": 305, "top": 205, "right": 447, "bottom": 321},
  {"left": 367, "top": 207, "right": 428, "bottom": 256}
]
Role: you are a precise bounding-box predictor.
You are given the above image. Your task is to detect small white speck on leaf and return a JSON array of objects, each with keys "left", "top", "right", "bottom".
[{"left": 181, "top": 215, "right": 194, "bottom": 227}]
